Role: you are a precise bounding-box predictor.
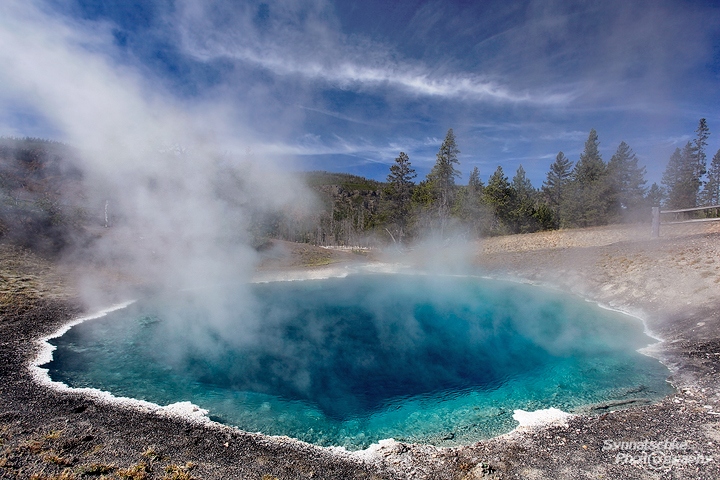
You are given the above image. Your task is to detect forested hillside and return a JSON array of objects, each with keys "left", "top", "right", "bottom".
[
  {"left": 0, "top": 138, "right": 91, "bottom": 255},
  {"left": 2, "top": 120, "right": 719, "bottom": 255},
  {"left": 290, "top": 121, "right": 719, "bottom": 246}
]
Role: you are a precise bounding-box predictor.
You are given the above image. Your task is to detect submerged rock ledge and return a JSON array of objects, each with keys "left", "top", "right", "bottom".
[{"left": 2, "top": 223, "right": 720, "bottom": 479}]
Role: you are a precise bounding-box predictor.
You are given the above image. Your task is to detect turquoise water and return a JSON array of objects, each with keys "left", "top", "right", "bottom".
[{"left": 45, "top": 274, "right": 672, "bottom": 449}]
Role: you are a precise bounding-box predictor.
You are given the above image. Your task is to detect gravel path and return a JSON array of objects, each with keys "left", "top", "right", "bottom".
[{"left": 2, "top": 223, "right": 720, "bottom": 479}]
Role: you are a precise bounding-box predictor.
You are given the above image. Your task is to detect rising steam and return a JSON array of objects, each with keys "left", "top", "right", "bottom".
[{"left": 0, "top": 0, "right": 315, "bottom": 314}]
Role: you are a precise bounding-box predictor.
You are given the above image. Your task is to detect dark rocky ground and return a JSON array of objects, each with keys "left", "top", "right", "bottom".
[{"left": 2, "top": 224, "right": 720, "bottom": 479}]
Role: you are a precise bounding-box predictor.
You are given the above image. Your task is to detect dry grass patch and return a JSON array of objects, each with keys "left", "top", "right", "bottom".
[
  {"left": 163, "top": 462, "right": 196, "bottom": 480},
  {"left": 29, "top": 470, "right": 76, "bottom": 480},
  {"left": 43, "top": 452, "right": 74, "bottom": 466},
  {"left": 117, "top": 462, "right": 150, "bottom": 479}
]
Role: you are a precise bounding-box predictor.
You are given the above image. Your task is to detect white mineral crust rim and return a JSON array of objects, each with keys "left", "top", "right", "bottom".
[
  {"left": 512, "top": 407, "right": 573, "bottom": 429},
  {"left": 30, "top": 300, "right": 211, "bottom": 424}
]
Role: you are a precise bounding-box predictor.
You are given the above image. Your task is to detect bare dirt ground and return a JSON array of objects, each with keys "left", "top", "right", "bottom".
[{"left": 2, "top": 222, "right": 720, "bottom": 479}]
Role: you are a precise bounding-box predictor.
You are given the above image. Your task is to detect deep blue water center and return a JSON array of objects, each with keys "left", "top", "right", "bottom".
[{"left": 45, "top": 274, "right": 672, "bottom": 449}]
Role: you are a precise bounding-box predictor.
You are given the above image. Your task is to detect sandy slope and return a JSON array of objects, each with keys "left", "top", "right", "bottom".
[{"left": 2, "top": 223, "right": 720, "bottom": 479}]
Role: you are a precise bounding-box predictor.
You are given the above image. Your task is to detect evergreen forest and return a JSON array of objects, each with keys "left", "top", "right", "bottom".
[{"left": 2, "top": 119, "right": 719, "bottom": 255}]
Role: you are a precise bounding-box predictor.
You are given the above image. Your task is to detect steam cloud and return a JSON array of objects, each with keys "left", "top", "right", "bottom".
[{"left": 0, "top": 0, "right": 316, "bottom": 337}]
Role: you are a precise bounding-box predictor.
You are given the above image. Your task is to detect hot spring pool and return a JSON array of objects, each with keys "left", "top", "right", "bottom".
[{"left": 43, "top": 273, "right": 673, "bottom": 449}]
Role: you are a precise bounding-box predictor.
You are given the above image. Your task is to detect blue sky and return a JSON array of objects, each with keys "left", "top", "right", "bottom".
[{"left": 1, "top": 0, "right": 720, "bottom": 187}]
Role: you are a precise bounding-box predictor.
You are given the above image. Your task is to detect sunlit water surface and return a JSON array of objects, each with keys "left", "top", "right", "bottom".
[{"left": 45, "top": 274, "right": 672, "bottom": 449}]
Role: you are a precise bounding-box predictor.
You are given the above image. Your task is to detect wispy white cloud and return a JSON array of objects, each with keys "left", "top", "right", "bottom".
[
  {"left": 539, "top": 130, "right": 587, "bottom": 142},
  {"left": 174, "top": 0, "right": 574, "bottom": 106},
  {"left": 190, "top": 43, "right": 571, "bottom": 105},
  {"left": 258, "top": 135, "right": 394, "bottom": 159},
  {"left": 296, "top": 105, "right": 381, "bottom": 127},
  {"left": 661, "top": 135, "right": 693, "bottom": 147},
  {"left": 254, "top": 132, "right": 446, "bottom": 171}
]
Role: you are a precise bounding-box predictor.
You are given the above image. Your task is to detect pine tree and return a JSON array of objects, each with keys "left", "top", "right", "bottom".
[
  {"left": 563, "top": 129, "right": 611, "bottom": 226},
  {"left": 510, "top": 165, "right": 538, "bottom": 233},
  {"left": 662, "top": 147, "right": 682, "bottom": 207},
  {"left": 663, "top": 143, "right": 700, "bottom": 208},
  {"left": 694, "top": 119, "right": 710, "bottom": 199},
  {"left": 661, "top": 120, "right": 710, "bottom": 208},
  {"left": 457, "top": 166, "right": 490, "bottom": 236},
  {"left": 483, "top": 165, "right": 512, "bottom": 234},
  {"left": 468, "top": 166, "right": 484, "bottom": 195},
  {"left": 703, "top": 149, "right": 720, "bottom": 206},
  {"left": 607, "top": 141, "right": 647, "bottom": 221},
  {"left": 409, "top": 179, "right": 436, "bottom": 233},
  {"left": 512, "top": 165, "right": 534, "bottom": 197},
  {"left": 646, "top": 183, "right": 665, "bottom": 208},
  {"left": 385, "top": 151, "right": 416, "bottom": 243},
  {"left": 541, "top": 151, "right": 573, "bottom": 224},
  {"left": 679, "top": 141, "right": 701, "bottom": 208},
  {"left": 428, "top": 128, "right": 460, "bottom": 235},
  {"left": 574, "top": 129, "right": 605, "bottom": 184}
]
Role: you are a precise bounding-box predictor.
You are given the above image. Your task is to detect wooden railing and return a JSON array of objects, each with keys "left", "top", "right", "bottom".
[{"left": 652, "top": 204, "right": 720, "bottom": 237}]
